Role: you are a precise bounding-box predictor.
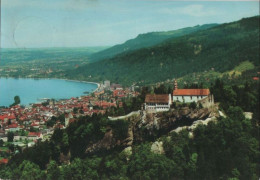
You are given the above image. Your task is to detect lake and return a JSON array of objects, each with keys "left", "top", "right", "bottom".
[{"left": 0, "top": 78, "right": 98, "bottom": 106}]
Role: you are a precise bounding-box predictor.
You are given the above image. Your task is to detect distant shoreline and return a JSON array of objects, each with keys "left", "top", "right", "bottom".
[{"left": 0, "top": 77, "right": 100, "bottom": 90}]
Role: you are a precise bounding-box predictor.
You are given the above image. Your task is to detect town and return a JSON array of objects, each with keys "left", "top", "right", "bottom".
[
  {"left": 0, "top": 79, "right": 216, "bottom": 165},
  {"left": 0, "top": 80, "right": 140, "bottom": 164}
]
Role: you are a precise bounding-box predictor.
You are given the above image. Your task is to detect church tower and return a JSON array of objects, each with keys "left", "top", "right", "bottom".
[{"left": 174, "top": 79, "right": 178, "bottom": 90}]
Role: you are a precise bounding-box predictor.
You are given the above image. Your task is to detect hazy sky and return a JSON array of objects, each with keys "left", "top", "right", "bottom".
[{"left": 1, "top": 0, "right": 259, "bottom": 48}]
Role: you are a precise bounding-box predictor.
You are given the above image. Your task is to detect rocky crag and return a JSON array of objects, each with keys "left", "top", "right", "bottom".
[{"left": 85, "top": 106, "right": 220, "bottom": 155}]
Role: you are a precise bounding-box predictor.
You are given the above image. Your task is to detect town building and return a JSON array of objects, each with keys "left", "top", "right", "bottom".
[
  {"left": 104, "top": 80, "right": 110, "bottom": 88},
  {"left": 110, "top": 83, "right": 123, "bottom": 90},
  {"left": 145, "top": 94, "right": 172, "bottom": 113}
]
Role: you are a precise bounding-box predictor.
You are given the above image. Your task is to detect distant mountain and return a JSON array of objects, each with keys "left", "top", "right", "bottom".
[
  {"left": 89, "top": 24, "right": 218, "bottom": 62},
  {"left": 66, "top": 16, "right": 259, "bottom": 86}
]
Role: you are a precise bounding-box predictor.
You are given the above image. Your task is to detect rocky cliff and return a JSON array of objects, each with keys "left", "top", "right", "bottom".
[{"left": 85, "top": 106, "right": 220, "bottom": 154}]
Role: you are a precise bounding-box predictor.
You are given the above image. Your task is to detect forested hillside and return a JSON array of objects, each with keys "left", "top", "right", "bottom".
[
  {"left": 90, "top": 24, "right": 217, "bottom": 62},
  {"left": 66, "top": 16, "right": 259, "bottom": 86}
]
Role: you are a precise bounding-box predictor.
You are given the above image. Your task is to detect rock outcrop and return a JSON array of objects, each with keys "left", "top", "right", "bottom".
[
  {"left": 85, "top": 106, "right": 219, "bottom": 154},
  {"left": 85, "top": 129, "right": 115, "bottom": 153},
  {"left": 151, "top": 141, "right": 164, "bottom": 154}
]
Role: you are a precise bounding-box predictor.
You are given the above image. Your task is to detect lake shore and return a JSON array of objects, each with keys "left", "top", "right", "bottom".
[{"left": 0, "top": 77, "right": 100, "bottom": 107}]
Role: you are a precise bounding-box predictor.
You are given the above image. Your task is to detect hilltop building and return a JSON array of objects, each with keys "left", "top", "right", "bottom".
[
  {"left": 145, "top": 94, "right": 172, "bottom": 113},
  {"left": 172, "top": 80, "right": 214, "bottom": 107}
]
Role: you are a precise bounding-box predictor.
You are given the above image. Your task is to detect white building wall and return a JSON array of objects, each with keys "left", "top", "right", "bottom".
[
  {"left": 173, "top": 95, "right": 207, "bottom": 103},
  {"left": 145, "top": 103, "right": 170, "bottom": 113},
  {"left": 145, "top": 94, "right": 172, "bottom": 113}
]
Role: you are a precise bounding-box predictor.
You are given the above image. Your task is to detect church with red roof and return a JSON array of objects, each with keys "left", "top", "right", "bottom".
[{"left": 172, "top": 80, "right": 214, "bottom": 105}]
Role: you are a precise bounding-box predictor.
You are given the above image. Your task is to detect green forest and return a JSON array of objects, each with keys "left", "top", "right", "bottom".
[
  {"left": 66, "top": 16, "right": 259, "bottom": 86},
  {"left": 0, "top": 80, "right": 259, "bottom": 180},
  {"left": 89, "top": 24, "right": 217, "bottom": 62}
]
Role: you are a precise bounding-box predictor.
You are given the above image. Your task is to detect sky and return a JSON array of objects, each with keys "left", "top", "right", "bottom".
[{"left": 1, "top": 0, "right": 259, "bottom": 48}]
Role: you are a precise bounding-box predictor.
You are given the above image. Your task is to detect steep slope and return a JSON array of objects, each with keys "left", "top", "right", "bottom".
[
  {"left": 90, "top": 24, "right": 217, "bottom": 62},
  {"left": 66, "top": 16, "right": 259, "bottom": 85}
]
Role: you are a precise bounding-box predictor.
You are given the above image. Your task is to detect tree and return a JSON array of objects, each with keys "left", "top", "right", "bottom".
[
  {"left": 18, "top": 160, "right": 44, "bottom": 180},
  {"left": 7, "top": 132, "right": 14, "bottom": 142},
  {"left": 0, "top": 139, "right": 4, "bottom": 147},
  {"left": 128, "top": 144, "right": 178, "bottom": 180},
  {"left": 46, "top": 160, "right": 60, "bottom": 180},
  {"left": 10, "top": 96, "right": 21, "bottom": 107},
  {"left": 189, "top": 101, "right": 197, "bottom": 109}
]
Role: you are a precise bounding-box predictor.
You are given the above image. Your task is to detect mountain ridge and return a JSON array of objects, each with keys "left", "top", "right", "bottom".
[
  {"left": 66, "top": 16, "right": 259, "bottom": 86},
  {"left": 89, "top": 24, "right": 218, "bottom": 62}
]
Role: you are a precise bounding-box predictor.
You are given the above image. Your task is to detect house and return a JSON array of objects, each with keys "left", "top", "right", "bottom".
[
  {"left": 0, "top": 159, "right": 8, "bottom": 164},
  {"left": 110, "top": 83, "right": 123, "bottom": 90},
  {"left": 27, "top": 132, "right": 43, "bottom": 140},
  {"left": 0, "top": 135, "right": 7, "bottom": 142},
  {"left": 88, "top": 102, "right": 94, "bottom": 111},
  {"left": 8, "top": 124, "right": 20, "bottom": 132},
  {"left": 94, "top": 90, "right": 104, "bottom": 97},
  {"left": 172, "top": 80, "right": 214, "bottom": 107},
  {"left": 0, "top": 114, "right": 9, "bottom": 124},
  {"left": 30, "top": 123, "right": 40, "bottom": 129},
  {"left": 145, "top": 94, "right": 172, "bottom": 113},
  {"left": 113, "top": 89, "right": 125, "bottom": 98}
]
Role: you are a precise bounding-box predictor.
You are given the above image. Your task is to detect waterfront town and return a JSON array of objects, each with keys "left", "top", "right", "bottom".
[
  {"left": 0, "top": 80, "right": 140, "bottom": 164},
  {"left": 0, "top": 78, "right": 216, "bottom": 164},
  {"left": 0, "top": 76, "right": 216, "bottom": 165}
]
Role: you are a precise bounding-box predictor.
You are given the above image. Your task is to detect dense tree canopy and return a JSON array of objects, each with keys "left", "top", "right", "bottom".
[{"left": 66, "top": 16, "right": 259, "bottom": 86}]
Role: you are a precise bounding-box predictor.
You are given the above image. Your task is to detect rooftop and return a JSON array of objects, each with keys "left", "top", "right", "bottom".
[
  {"left": 145, "top": 94, "right": 169, "bottom": 103},
  {"left": 173, "top": 89, "right": 210, "bottom": 96}
]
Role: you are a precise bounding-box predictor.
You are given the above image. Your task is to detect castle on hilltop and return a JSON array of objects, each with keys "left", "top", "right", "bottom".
[{"left": 144, "top": 80, "right": 214, "bottom": 113}]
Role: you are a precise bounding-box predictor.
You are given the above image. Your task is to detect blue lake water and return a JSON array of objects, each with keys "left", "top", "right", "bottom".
[{"left": 0, "top": 78, "right": 98, "bottom": 106}]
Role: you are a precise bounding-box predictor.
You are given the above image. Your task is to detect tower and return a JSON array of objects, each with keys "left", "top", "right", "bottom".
[{"left": 174, "top": 79, "right": 178, "bottom": 90}]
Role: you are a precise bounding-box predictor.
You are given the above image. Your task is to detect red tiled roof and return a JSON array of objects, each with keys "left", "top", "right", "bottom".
[
  {"left": 0, "top": 159, "right": 8, "bottom": 164},
  {"left": 31, "top": 123, "right": 39, "bottom": 127},
  {"left": 28, "top": 132, "right": 41, "bottom": 137},
  {"left": 173, "top": 89, "right": 210, "bottom": 96},
  {"left": 0, "top": 114, "right": 8, "bottom": 121},
  {"left": 8, "top": 124, "right": 18, "bottom": 128},
  {"left": 8, "top": 114, "right": 16, "bottom": 120},
  {"left": 69, "top": 118, "right": 76, "bottom": 124},
  {"left": 145, "top": 94, "right": 169, "bottom": 103}
]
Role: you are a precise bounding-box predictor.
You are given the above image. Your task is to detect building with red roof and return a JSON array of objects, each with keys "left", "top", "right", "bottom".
[
  {"left": 171, "top": 80, "right": 215, "bottom": 108},
  {"left": 172, "top": 80, "right": 212, "bottom": 103},
  {"left": 0, "top": 114, "right": 8, "bottom": 122},
  {"left": 173, "top": 89, "right": 211, "bottom": 103},
  {"left": 28, "top": 132, "right": 43, "bottom": 140},
  {"left": 145, "top": 94, "right": 172, "bottom": 113},
  {"left": 0, "top": 158, "right": 8, "bottom": 164},
  {"left": 113, "top": 89, "right": 125, "bottom": 98}
]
